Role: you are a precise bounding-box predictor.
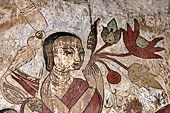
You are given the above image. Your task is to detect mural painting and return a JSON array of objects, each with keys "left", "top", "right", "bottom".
[{"left": 0, "top": 0, "right": 169, "bottom": 113}]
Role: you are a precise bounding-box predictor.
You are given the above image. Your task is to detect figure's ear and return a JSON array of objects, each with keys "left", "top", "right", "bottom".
[{"left": 43, "top": 44, "right": 54, "bottom": 71}]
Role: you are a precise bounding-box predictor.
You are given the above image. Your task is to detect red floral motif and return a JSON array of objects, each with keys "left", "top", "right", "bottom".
[
  {"left": 121, "top": 19, "right": 164, "bottom": 59},
  {"left": 87, "top": 18, "right": 165, "bottom": 86},
  {"left": 97, "top": 59, "right": 121, "bottom": 84},
  {"left": 107, "top": 70, "right": 121, "bottom": 84}
]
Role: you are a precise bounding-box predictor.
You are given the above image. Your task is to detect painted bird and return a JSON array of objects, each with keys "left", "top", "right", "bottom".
[
  {"left": 9, "top": 32, "right": 43, "bottom": 71},
  {"left": 0, "top": 31, "right": 44, "bottom": 104},
  {"left": 128, "top": 63, "right": 163, "bottom": 90}
]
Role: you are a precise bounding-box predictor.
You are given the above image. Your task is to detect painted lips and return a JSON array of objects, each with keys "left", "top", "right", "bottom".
[{"left": 73, "top": 62, "right": 82, "bottom": 70}]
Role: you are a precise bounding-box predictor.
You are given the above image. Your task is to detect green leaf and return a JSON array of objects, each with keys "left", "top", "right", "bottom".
[
  {"left": 106, "top": 32, "right": 115, "bottom": 44},
  {"left": 101, "top": 26, "right": 109, "bottom": 42},
  {"left": 107, "top": 18, "right": 118, "bottom": 32},
  {"left": 136, "top": 36, "right": 149, "bottom": 48}
]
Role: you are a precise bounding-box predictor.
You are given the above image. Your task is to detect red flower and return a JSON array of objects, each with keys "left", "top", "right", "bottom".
[
  {"left": 97, "top": 60, "right": 121, "bottom": 84},
  {"left": 107, "top": 70, "right": 121, "bottom": 84},
  {"left": 121, "top": 19, "right": 165, "bottom": 59}
]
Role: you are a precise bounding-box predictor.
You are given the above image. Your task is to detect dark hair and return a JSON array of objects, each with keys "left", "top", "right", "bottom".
[
  {"left": 0, "top": 108, "right": 17, "bottom": 113},
  {"left": 43, "top": 32, "right": 80, "bottom": 71}
]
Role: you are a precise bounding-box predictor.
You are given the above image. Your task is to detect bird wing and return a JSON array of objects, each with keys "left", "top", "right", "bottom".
[
  {"left": 11, "top": 70, "right": 39, "bottom": 97},
  {"left": 9, "top": 46, "right": 36, "bottom": 71},
  {"left": 146, "top": 77, "right": 163, "bottom": 89}
]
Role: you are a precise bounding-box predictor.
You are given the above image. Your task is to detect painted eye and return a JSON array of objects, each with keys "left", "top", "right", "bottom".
[{"left": 64, "top": 51, "right": 74, "bottom": 55}]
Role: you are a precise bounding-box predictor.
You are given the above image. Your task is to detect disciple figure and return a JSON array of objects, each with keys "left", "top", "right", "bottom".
[
  {"left": 0, "top": 32, "right": 104, "bottom": 113},
  {"left": 41, "top": 32, "right": 103, "bottom": 113}
]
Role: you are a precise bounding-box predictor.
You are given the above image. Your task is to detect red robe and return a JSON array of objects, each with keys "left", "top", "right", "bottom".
[{"left": 12, "top": 71, "right": 103, "bottom": 113}]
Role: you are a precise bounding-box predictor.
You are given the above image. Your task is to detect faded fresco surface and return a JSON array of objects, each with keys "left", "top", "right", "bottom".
[{"left": 0, "top": 0, "right": 170, "bottom": 113}]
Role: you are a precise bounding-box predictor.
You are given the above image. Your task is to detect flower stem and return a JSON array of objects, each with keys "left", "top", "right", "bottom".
[
  {"left": 96, "top": 60, "right": 110, "bottom": 71},
  {"left": 98, "top": 52, "right": 131, "bottom": 57},
  {"left": 88, "top": 0, "right": 92, "bottom": 25},
  {"left": 93, "top": 43, "right": 110, "bottom": 55},
  {"left": 98, "top": 55, "right": 128, "bottom": 70}
]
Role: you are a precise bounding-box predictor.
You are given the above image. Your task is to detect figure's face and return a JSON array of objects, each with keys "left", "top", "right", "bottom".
[{"left": 53, "top": 36, "right": 85, "bottom": 72}]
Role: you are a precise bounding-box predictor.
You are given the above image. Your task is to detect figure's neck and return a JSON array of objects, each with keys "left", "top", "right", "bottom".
[{"left": 50, "top": 67, "right": 71, "bottom": 84}]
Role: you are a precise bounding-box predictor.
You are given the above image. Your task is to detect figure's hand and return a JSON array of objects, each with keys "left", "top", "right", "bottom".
[
  {"left": 90, "top": 63, "right": 102, "bottom": 80},
  {"left": 89, "top": 63, "right": 104, "bottom": 99},
  {"left": 82, "top": 63, "right": 97, "bottom": 89},
  {"left": 20, "top": 97, "right": 43, "bottom": 113}
]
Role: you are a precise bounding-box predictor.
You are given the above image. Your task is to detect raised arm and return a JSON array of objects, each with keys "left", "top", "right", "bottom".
[
  {"left": 69, "top": 63, "right": 103, "bottom": 113},
  {"left": 91, "top": 63, "right": 104, "bottom": 100}
]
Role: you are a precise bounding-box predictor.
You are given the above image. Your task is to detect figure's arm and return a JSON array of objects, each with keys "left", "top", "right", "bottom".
[
  {"left": 69, "top": 87, "right": 95, "bottom": 113},
  {"left": 92, "top": 63, "right": 104, "bottom": 100},
  {"left": 69, "top": 64, "right": 99, "bottom": 113}
]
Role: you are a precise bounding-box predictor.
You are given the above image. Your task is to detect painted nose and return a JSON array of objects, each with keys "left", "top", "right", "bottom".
[{"left": 74, "top": 53, "right": 81, "bottom": 62}]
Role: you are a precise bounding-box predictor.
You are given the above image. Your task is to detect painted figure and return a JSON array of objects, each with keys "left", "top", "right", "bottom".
[
  {"left": 0, "top": 32, "right": 104, "bottom": 113},
  {"left": 40, "top": 32, "right": 103, "bottom": 113},
  {"left": 0, "top": 16, "right": 165, "bottom": 113}
]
